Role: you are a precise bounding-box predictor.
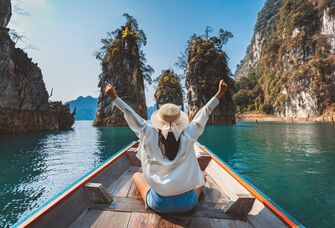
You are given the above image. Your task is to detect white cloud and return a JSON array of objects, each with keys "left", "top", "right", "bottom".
[
  {"left": 9, "top": 0, "right": 52, "bottom": 49},
  {"left": 16, "top": 0, "right": 49, "bottom": 13}
]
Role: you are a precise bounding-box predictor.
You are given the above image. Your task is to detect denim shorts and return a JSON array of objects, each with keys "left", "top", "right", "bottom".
[{"left": 145, "top": 188, "right": 198, "bottom": 214}]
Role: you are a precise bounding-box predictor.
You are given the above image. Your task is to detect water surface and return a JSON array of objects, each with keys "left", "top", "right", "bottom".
[{"left": 0, "top": 121, "right": 334, "bottom": 227}]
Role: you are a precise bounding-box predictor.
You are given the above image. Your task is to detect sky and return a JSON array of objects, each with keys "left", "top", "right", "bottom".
[{"left": 9, "top": 0, "right": 266, "bottom": 106}]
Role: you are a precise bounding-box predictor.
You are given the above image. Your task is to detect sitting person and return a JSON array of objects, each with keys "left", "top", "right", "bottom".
[{"left": 105, "top": 80, "right": 228, "bottom": 213}]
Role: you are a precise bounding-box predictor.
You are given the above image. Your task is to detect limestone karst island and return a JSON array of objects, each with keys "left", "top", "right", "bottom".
[{"left": 0, "top": 0, "right": 334, "bottom": 228}]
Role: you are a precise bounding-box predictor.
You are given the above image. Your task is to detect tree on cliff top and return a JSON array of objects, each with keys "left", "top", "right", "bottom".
[
  {"left": 154, "top": 69, "right": 184, "bottom": 110},
  {"left": 94, "top": 14, "right": 153, "bottom": 126},
  {"left": 95, "top": 13, "right": 153, "bottom": 88},
  {"left": 178, "top": 27, "right": 236, "bottom": 124},
  {"left": 177, "top": 27, "right": 233, "bottom": 74}
]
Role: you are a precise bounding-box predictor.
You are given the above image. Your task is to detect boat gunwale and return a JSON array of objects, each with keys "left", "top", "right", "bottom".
[
  {"left": 196, "top": 142, "right": 304, "bottom": 228},
  {"left": 13, "top": 141, "right": 138, "bottom": 228}
]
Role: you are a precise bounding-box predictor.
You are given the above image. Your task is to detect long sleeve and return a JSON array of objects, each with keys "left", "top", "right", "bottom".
[
  {"left": 184, "top": 97, "right": 219, "bottom": 142},
  {"left": 113, "top": 97, "right": 147, "bottom": 139}
]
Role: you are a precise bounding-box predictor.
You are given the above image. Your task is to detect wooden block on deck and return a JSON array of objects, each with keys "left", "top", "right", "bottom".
[
  {"left": 126, "top": 150, "right": 141, "bottom": 167},
  {"left": 127, "top": 212, "right": 251, "bottom": 228},
  {"left": 197, "top": 155, "right": 212, "bottom": 171},
  {"left": 84, "top": 183, "right": 113, "bottom": 204},
  {"left": 223, "top": 194, "right": 255, "bottom": 217}
]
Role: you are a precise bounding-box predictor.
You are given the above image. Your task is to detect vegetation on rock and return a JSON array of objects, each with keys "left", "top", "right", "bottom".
[
  {"left": 179, "top": 27, "right": 236, "bottom": 123},
  {"left": 235, "top": 0, "right": 335, "bottom": 116},
  {"left": 154, "top": 69, "right": 183, "bottom": 109},
  {"left": 94, "top": 14, "right": 153, "bottom": 126}
]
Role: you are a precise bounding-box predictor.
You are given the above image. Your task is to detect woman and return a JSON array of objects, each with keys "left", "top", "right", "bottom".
[{"left": 105, "top": 80, "right": 228, "bottom": 214}]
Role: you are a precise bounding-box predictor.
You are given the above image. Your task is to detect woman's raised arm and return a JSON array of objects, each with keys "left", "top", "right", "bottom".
[
  {"left": 184, "top": 80, "right": 228, "bottom": 142},
  {"left": 105, "top": 84, "right": 147, "bottom": 139}
]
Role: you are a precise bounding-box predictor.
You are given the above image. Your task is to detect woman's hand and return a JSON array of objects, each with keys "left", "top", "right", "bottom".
[
  {"left": 105, "top": 83, "right": 118, "bottom": 101},
  {"left": 215, "top": 80, "right": 228, "bottom": 100}
]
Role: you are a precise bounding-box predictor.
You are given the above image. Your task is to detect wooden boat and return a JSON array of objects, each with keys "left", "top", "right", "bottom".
[{"left": 14, "top": 141, "right": 303, "bottom": 228}]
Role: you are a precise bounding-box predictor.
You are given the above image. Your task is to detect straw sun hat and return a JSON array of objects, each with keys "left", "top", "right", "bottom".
[{"left": 151, "top": 103, "right": 189, "bottom": 140}]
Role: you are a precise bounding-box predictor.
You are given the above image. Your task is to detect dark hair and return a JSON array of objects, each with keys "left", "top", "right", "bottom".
[{"left": 158, "top": 130, "right": 180, "bottom": 160}]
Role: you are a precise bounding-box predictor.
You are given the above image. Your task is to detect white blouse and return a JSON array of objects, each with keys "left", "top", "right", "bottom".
[{"left": 113, "top": 97, "right": 219, "bottom": 196}]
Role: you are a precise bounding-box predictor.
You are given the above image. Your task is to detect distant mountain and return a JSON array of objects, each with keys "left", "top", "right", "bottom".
[{"left": 68, "top": 96, "right": 98, "bottom": 120}]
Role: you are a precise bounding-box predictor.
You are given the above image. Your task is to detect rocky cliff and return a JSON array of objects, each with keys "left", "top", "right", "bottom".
[
  {"left": 94, "top": 14, "right": 153, "bottom": 126},
  {"left": 154, "top": 69, "right": 183, "bottom": 110},
  {"left": 0, "top": 0, "right": 11, "bottom": 28},
  {"left": 0, "top": 0, "right": 74, "bottom": 134},
  {"left": 182, "top": 29, "right": 236, "bottom": 124},
  {"left": 234, "top": 0, "right": 335, "bottom": 117}
]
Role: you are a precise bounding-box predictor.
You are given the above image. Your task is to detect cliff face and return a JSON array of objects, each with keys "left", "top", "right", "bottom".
[
  {"left": 235, "top": 0, "right": 281, "bottom": 79},
  {"left": 0, "top": 0, "right": 74, "bottom": 134},
  {"left": 154, "top": 70, "right": 183, "bottom": 110},
  {"left": 94, "top": 14, "right": 152, "bottom": 126},
  {"left": 184, "top": 31, "right": 236, "bottom": 124},
  {"left": 0, "top": 0, "right": 11, "bottom": 28},
  {"left": 235, "top": 0, "right": 335, "bottom": 117}
]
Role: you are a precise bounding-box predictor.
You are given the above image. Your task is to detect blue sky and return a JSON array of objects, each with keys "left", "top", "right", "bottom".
[{"left": 10, "top": 0, "right": 265, "bottom": 106}]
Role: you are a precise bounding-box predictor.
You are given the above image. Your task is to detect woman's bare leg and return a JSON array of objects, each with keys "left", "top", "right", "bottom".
[
  {"left": 195, "top": 174, "right": 206, "bottom": 199},
  {"left": 133, "top": 172, "right": 204, "bottom": 201},
  {"left": 195, "top": 185, "right": 204, "bottom": 199},
  {"left": 132, "top": 172, "right": 150, "bottom": 202}
]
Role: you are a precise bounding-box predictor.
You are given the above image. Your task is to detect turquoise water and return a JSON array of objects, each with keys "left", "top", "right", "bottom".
[{"left": 0, "top": 121, "right": 334, "bottom": 227}]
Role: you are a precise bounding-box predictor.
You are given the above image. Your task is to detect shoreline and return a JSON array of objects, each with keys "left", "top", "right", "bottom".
[{"left": 236, "top": 113, "right": 335, "bottom": 123}]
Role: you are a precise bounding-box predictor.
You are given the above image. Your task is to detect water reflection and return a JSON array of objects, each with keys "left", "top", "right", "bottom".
[
  {"left": 95, "top": 126, "right": 137, "bottom": 162},
  {"left": 1, "top": 132, "right": 51, "bottom": 220}
]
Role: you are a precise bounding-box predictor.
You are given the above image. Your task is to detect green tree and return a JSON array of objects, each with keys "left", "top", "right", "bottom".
[
  {"left": 94, "top": 14, "right": 153, "bottom": 126},
  {"left": 154, "top": 70, "right": 184, "bottom": 110},
  {"left": 95, "top": 13, "right": 153, "bottom": 85},
  {"left": 178, "top": 28, "right": 236, "bottom": 124}
]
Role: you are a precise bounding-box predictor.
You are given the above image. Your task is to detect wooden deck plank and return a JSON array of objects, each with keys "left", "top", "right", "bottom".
[
  {"left": 70, "top": 210, "right": 131, "bottom": 228},
  {"left": 205, "top": 160, "right": 250, "bottom": 201},
  {"left": 204, "top": 174, "right": 230, "bottom": 204},
  {"left": 91, "top": 197, "right": 235, "bottom": 220},
  {"left": 93, "top": 197, "right": 147, "bottom": 213},
  {"left": 127, "top": 212, "right": 183, "bottom": 228},
  {"left": 191, "top": 217, "right": 253, "bottom": 228},
  {"left": 247, "top": 200, "right": 286, "bottom": 228},
  {"left": 107, "top": 169, "right": 134, "bottom": 197},
  {"left": 127, "top": 212, "right": 252, "bottom": 228},
  {"left": 127, "top": 182, "right": 142, "bottom": 199}
]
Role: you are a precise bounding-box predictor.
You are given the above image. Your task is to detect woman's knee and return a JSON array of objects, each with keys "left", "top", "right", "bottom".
[{"left": 132, "top": 172, "right": 143, "bottom": 182}]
